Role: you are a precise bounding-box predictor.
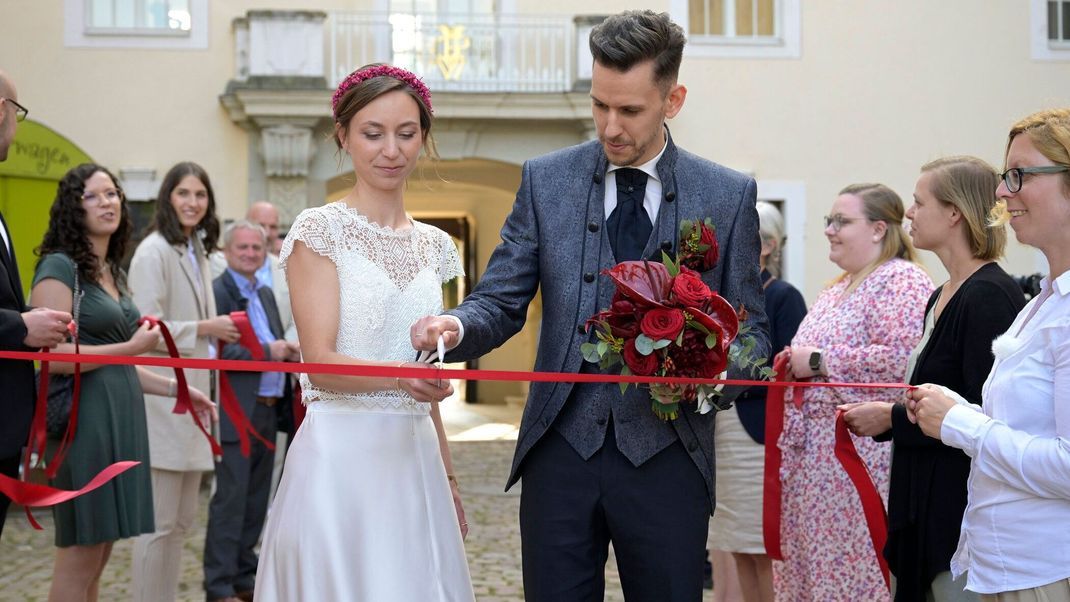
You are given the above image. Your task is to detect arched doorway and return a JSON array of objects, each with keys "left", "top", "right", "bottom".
[
  {"left": 0, "top": 120, "right": 93, "bottom": 292},
  {"left": 324, "top": 157, "right": 541, "bottom": 405}
]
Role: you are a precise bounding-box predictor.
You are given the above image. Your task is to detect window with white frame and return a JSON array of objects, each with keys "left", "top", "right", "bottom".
[
  {"left": 671, "top": 0, "right": 800, "bottom": 58},
  {"left": 86, "top": 0, "right": 191, "bottom": 33},
  {"left": 1032, "top": 0, "right": 1070, "bottom": 59},
  {"left": 689, "top": 0, "right": 775, "bottom": 39},
  {"left": 756, "top": 180, "right": 807, "bottom": 290},
  {"left": 1050, "top": 1, "right": 1070, "bottom": 47},
  {"left": 65, "top": 0, "right": 207, "bottom": 48}
]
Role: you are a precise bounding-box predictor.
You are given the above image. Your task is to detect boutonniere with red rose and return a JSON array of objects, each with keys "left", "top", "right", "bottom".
[{"left": 582, "top": 219, "right": 769, "bottom": 420}]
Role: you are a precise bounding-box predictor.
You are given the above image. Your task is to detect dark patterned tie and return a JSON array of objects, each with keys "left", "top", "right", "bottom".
[{"left": 607, "top": 168, "right": 652, "bottom": 261}]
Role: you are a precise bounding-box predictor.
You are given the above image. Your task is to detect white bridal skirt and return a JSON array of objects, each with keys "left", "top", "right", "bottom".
[{"left": 254, "top": 398, "right": 475, "bottom": 602}]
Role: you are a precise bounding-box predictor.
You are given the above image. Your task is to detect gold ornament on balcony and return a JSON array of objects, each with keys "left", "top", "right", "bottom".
[{"left": 434, "top": 25, "right": 471, "bottom": 80}]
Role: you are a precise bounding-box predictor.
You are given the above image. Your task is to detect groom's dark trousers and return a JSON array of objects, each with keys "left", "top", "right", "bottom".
[{"left": 520, "top": 419, "right": 709, "bottom": 602}]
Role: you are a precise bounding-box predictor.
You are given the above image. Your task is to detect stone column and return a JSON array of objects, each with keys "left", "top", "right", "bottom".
[{"left": 258, "top": 121, "right": 317, "bottom": 226}]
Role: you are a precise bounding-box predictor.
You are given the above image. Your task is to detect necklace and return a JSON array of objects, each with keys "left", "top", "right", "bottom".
[{"left": 762, "top": 271, "right": 776, "bottom": 290}]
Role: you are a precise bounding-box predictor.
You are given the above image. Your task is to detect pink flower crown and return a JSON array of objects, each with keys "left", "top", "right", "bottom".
[{"left": 331, "top": 65, "right": 433, "bottom": 116}]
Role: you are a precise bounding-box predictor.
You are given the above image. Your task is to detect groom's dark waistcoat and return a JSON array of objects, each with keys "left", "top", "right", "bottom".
[{"left": 448, "top": 132, "right": 769, "bottom": 506}]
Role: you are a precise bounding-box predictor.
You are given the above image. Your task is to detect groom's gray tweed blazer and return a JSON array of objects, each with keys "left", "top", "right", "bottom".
[{"left": 447, "top": 131, "right": 770, "bottom": 507}]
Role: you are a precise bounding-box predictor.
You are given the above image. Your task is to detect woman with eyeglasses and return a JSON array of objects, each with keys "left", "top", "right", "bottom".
[
  {"left": 29, "top": 164, "right": 215, "bottom": 602},
  {"left": 909, "top": 110, "right": 1070, "bottom": 601},
  {"left": 128, "top": 162, "right": 240, "bottom": 602},
  {"left": 772, "top": 183, "right": 933, "bottom": 601},
  {"left": 839, "top": 157, "right": 1024, "bottom": 602}
]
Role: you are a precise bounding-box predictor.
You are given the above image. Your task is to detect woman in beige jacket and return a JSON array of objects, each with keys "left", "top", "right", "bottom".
[{"left": 128, "top": 162, "right": 239, "bottom": 602}]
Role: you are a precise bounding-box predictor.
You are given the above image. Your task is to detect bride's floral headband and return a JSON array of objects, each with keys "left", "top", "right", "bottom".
[{"left": 330, "top": 65, "right": 433, "bottom": 116}]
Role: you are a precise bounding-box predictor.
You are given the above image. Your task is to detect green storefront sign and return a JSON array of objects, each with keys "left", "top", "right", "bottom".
[{"left": 0, "top": 120, "right": 93, "bottom": 293}]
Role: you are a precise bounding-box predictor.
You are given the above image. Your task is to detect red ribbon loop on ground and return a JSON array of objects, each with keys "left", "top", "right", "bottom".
[
  {"left": 217, "top": 311, "right": 276, "bottom": 457},
  {"left": 140, "top": 316, "right": 221, "bottom": 456},
  {"left": 834, "top": 409, "right": 891, "bottom": 590}
]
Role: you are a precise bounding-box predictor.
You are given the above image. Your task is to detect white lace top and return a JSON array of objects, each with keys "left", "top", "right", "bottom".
[{"left": 280, "top": 201, "right": 464, "bottom": 413}]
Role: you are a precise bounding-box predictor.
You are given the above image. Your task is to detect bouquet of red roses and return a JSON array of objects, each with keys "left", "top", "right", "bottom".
[{"left": 582, "top": 219, "right": 743, "bottom": 420}]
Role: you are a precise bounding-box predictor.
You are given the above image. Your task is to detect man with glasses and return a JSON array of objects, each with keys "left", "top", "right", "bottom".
[{"left": 0, "top": 69, "right": 73, "bottom": 538}]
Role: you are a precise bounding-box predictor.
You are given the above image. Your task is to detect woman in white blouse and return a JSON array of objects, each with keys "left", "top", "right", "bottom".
[{"left": 910, "top": 108, "right": 1070, "bottom": 601}]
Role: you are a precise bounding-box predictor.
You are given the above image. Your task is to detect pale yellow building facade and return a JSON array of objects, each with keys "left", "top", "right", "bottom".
[{"left": 2, "top": 0, "right": 1069, "bottom": 402}]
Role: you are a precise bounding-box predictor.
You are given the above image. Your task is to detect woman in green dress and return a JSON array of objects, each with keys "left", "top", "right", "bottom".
[{"left": 29, "top": 164, "right": 216, "bottom": 602}]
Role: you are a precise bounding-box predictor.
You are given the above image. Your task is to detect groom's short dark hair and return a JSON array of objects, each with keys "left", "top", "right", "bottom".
[{"left": 589, "top": 10, "right": 686, "bottom": 94}]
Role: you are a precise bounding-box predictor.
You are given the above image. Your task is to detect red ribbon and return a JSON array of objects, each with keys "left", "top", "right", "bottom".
[
  {"left": 140, "top": 316, "right": 222, "bottom": 456},
  {"left": 761, "top": 352, "right": 791, "bottom": 561},
  {"left": 292, "top": 383, "right": 306, "bottom": 434},
  {"left": 834, "top": 409, "right": 891, "bottom": 589},
  {"left": 0, "top": 462, "right": 139, "bottom": 510},
  {"left": 217, "top": 311, "right": 275, "bottom": 457},
  {"left": 1, "top": 344, "right": 914, "bottom": 544},
  {"left": 1, "top": 320, "right": 137, "bottom": 529},
  {"left": 232, "top": 311, "right": 264, "bottom": 361},
  {"left": 24, "top": 320, "right": 83, "bottom": 482},
  {"left": 0, "top": 349, "right": 924, "bottom": 391},
  {"left": 761, "top": 350, "right": 897, "bottom": 590}
]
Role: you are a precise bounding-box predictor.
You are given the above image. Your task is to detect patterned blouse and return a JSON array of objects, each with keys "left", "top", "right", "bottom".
[{"left": 772, "top": 258, "right": 933, "bottom": 601}]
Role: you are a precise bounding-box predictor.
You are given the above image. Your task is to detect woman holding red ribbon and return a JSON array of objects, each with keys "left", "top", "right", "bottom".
[
  {"left": 773, "top": 183, "right": 933, "bottom": 601},
  {"left": 840, "top": 157, "right": 1024, "bottom": 602},
  {"left": 29, "top": 164, "right": 215, "bottom": 602},
  {"left": 910, "top": 108, "right": 1070, "bottom": 601},
  {"left": 128, "top": 161, "right": 239, "bottom": 602},
  {"left": 253, "top": 65, "right": 474, "bottom": 601}
]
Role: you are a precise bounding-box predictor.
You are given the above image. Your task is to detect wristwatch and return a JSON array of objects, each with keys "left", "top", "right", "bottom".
[{"left": 808, "top": 350, "right": 823, "bottom": 373}]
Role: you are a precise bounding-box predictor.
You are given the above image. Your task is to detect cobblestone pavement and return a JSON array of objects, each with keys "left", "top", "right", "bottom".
[{"left": 0, "top": 400, "right": 718, "bottom": 601}]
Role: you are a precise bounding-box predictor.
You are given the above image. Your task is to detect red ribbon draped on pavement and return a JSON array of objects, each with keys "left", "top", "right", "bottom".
[
  {"left": 761, "top": 351, "right": 900, "bottom": 590},
  {"left": 217, "top": 311, "right": 276, "bottom": 457}
]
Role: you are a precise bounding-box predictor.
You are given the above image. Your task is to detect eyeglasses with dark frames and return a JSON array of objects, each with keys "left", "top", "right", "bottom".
[
  {"left": 1, "top": 97, "right": 28, "bottom": 122},
  {"left": 999, "top": 166, "right": 1070, "bottom": 193},
  {"left": 823, "top": 214, "right": 863, "bottom": 232}
]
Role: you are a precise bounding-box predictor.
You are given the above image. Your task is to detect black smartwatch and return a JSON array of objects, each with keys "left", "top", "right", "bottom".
[{"left": 808, "top": 350, "right": 823, "bottom": 373}]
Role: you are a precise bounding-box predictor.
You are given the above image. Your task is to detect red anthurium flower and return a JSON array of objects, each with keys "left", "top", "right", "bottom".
[{"left": 602, "top": 261, "right": 672, "bottom": 307}]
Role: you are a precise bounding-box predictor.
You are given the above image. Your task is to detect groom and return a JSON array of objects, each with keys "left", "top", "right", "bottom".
[{"left": 412, "top": 10, "right": 768, "bottom": 600}]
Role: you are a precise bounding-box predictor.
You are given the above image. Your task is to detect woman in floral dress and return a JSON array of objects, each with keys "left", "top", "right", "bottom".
[{"left": 774, "top": 183, "right": 933, "bottom": 601}]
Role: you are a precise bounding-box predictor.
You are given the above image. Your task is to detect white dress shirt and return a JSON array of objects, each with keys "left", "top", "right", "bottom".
[
  {"left": 603, "top": 136, "right": 668, "bottom": 226},
  {"left": 0, "top": 214, "right": 11, "bottom": 260},
  {"left": 940, "top": 269, "right": 1070, "bottom": 594}
]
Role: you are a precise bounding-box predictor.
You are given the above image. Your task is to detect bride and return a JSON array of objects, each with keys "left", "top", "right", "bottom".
[{"left": 254, "top": 65, "right": 475, "bottom": 601}]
